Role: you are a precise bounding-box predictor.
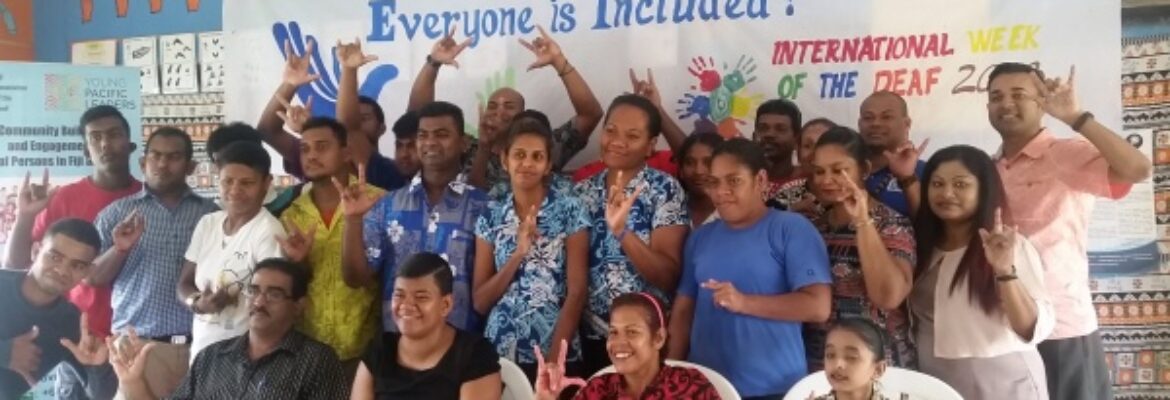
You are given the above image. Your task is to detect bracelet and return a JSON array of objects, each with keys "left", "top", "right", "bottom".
[
  {"left": 851, "top": 217, "right": 874, "bottom": 230},
  {"left": 896, "top": 175, "right": 917, "bottom": 187},
  {"left": 425, "top": 54, "right": 442, "bottom": 69},
  {"left": 558, "top": 63, "right": 576, "bottom": 77},
  {"left": 995, "top": 265, "right": 1019, "bottom": 282},
  {"left": 1071, "top": 111, "right": 1094, "bottom": 132}
]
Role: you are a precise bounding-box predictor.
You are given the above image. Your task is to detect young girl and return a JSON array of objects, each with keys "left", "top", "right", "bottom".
[
  {"left": 812, "top": 318, "right": 894, "bottom": 400},
  {"left": 675, "top": 132, "right": 725, "bottom": 227},
  {"left": 911, "top": 145, "right": 1052, "bottom": 399},
  {"left": 535, "top": 293, "right": 720, "bottom": 399},
  {"left": 473, "top": 119, "right": 590, "bottom": 381}
]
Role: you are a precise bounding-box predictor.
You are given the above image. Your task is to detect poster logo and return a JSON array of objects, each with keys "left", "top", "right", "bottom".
[
  {"left": 43, "top": 74, "right": 83, "bottom": 112},
  {"left": 676, "top": 55, "right": 764, "bottom": 138}
]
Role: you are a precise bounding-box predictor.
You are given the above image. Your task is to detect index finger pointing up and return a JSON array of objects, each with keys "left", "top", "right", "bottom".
[{"left": 994, "top": 207, "right": 1004, "bottom": 233}]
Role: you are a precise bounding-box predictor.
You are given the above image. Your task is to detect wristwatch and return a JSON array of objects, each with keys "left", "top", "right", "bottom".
[
  {"left": 995, "top": 265, "right": 1019, "bottom": 282},
  {"left": 185, "top": 292, "right": 203, "bottom": 312},
  {"left": 425, "top": 54, "right": 442, "bottom": 69}
]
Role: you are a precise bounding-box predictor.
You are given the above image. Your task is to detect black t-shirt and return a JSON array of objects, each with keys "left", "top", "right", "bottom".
[
  {"left": 363, "top": 329, "right": 500, "bottom": 400},
  {"left": 0, "top": 270, "right": 82, "bottom": 400}
]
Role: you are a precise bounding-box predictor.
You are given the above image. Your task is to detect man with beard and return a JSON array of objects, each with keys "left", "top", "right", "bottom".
[
  {"left": 858, "top": 91, "right": 926, "bottom": 217},
  {"left": 754, "top": 99, "right": 803, "bottom": 188},
  {"left": 107, "top": 258, "right": 348, "bottom": 399}
]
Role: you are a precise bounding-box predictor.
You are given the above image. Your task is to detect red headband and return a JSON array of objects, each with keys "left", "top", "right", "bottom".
[{"left": 638, "top": 292, "right": 665, "bottom": 328}]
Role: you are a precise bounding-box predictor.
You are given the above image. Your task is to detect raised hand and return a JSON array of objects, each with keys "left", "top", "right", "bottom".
[
  {"left": 276, "top": 220, "right": 317, "bottom": 263},
  {"left": 629, "top": 68, "right": 663, "bottom": 108},
  {"left": 195, "top": 284, "right": 236, "bottom": 315},
  {"left": 884, "top": 138, "right": 929, "bottom": 180},
  {"left": 835, "top": 172, "right": 870, "bottom": 225},
  {"left": 518, "top": 25, "right": 566, "bottom": 72},
  {"left": 276, "top": 95, "right": 313, "bottom": 133},
  {"left": 604, "top": 171, "right": 645, "bottom": 236},
  {"left": 336, "top": 38, "right": 379, "bottom": 69},
  {"left": 17, "top": 169, "right": 55, "bottom": 217},
  {"left": 979, "top": 208, "right": 1018, "bottom": 276},
  {"left": 8, "top": 326, "right": 41, "bottom": 386},
  {"left": 112, "top": 209, "right": 145, "bottom": 254},
  {"left": 1032, "top": 65, "right": 1081, "bottom": 124},
  {"left": 534, "top": 339, "right": 587, "bottom": 400},
  {"left": 477, "top": 102, "right": 503, "bottom": 147},
  {"left": 430, "top": 25, "right": 471, "bottom": 68},
  {"left": 514, "top": 205, "right": 539, "bottom": 258},
  {"left": 702, "top": 279, "right": 746, "bottom": 313},
  {"left": 61, "top": 313, "right": 109, "bottom": 367},
  {"left": 107, "top": 327, "right": 156, "bottom": 383},
  {"left": 333, "top": 166, "right": 382, "bottom": 217},
  {"left": 281, "top": 38, "right": 321, "bottom": 87}
]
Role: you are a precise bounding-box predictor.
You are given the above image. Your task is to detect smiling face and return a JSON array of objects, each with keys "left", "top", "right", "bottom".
[
  {"left": 823, "top": 328, "right": 886, "bottom": 395},
  {"left": 987, "top": 72, "right": 1046, "bottom": 139},
  {"left": 391, "top": 275, "right": 453, "bottom": 339},
  {"left": 416, "top": 116, "right": 466, "bottom": 172},
  {"left": 600, "top": 104, "right": 656, "bottom": 170},
  {"left": 606, "top": 305, "right": 665, "bottom": 374},
  {"left": 754, "top": 113, "right": 797, "bottom": 165},
  {"left": 858, "top": 94, "right": 911, "bottom": 151},
  {"left": 217, "top": 163, "right": 269, "bottom": 217},
  {"left": 811, "top": 144, "right": 867, "bottom": 205}
]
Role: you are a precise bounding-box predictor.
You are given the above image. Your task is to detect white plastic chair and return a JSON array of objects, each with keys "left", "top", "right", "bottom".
[
  {"left": 499, "top": 358, "right": 535, "bottom": 400},
  {"left": 591, "top": 359, "right": 741, "bottom": 399},
  {"left": 783, "top": 368, "right": 963, "bottom": 400}
]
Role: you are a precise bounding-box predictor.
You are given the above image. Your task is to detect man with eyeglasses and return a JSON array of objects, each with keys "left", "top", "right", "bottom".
[{"left": 107, "top": 258, "right": 348, "bottom": 399}]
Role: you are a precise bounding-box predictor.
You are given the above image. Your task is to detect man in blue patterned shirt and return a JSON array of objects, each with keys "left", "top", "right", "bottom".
[
  {"left": 341, "top": 101, "right": 489, "bottom": 333},
  {"left": 89, "top": 128, "right": 218, "bottom": 397}
]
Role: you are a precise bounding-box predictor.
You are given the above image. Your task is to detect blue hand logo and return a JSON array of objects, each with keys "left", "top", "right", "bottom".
[{"left": 272, "top": 21, "right": 399, "bottom": 117}]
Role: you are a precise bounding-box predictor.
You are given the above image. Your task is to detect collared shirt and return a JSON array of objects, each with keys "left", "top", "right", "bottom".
[
  {"left": 363, "top": 174, "right": 489, "bottom": 332},
  {"left": 94, "top": 187, "right": 218, "bottom": 338},
  {"left": 487, "top": 173, "right": 575, "bottom": 201},
  {"left": 995, "top": 129, "right": 1130, "bottom": 339},
  {"left": 577, "top": 365, "right": 720, "bottom": 399},
  {"left": 574, "top": 167, "right": 689, "bottom": 338},
  {"left": 282, "top": 180, "right": 382, "bottom": 360},
  {"left": 284, "top": 141, "right": 407, "bottom": 192},
  {"left": 475, "top": 190, "right": 591, "bottom": 363},
  {"left": 31, "top": 176, "right": 142, "bottom": 338},
  {"left": 169, "top": 330, "right": 348, "bottom": 400},
  {"left": 864, "top": 161, "right": 926, "bottom": 217},
  {"left": 466, "top": 120, "right": 588, "bottom": 189}
]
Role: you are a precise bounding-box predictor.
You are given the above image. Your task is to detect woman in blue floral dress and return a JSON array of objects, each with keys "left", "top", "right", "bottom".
[{"left": 473, "top": 118, "right": 591, "bottom": 382}]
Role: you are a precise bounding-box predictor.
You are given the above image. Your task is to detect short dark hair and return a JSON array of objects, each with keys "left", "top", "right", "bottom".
[
  {"left": 395, "top": 252, "right": 454, "bottom": 295},
  {"left": 215, "top": 141, "right": 271, "bottom": 177},
  {"left": 358, "top": 96, "right": 385, "bottom": 125},
  {"left": 802, "top": 118, "right": 837, "bottom": 133},
  {"left": 504, "top": 117, "right": 553, "bottom": 156},
  {"left": 605, "top": 94, "right": 662, "bottom": 138},
  {"left": 301, "top": 117, "right": 348, "bottom": 147},
  {"left": 44, "top": 218, "right": 101, "bottom": 254},
  {"left": 514, "top": 109, "right": 552, "bottom": 132},
  {"left": 391, "top": 111, "right": 419, "bottom": 140},
  {"left": 146, "top": 127, "right": 194, "bottom": 161},
  {"left": 755, "top": 99, "right": 802, "bottom": 131},
  {"left": 675, "top": 132, "right": 725, "bottom": 164},
  {"left": 814, "top": 126, "right": 869, "bottom": 170},
  {"left": 79, "top": 105, "right": 130, "bottom": 143},
  {"left": 253, "top": 258, "right": 311, "bottom": 300},
  {"left": 987, "top": 62, "right": 1043, "bottom": 89},
  {"left": 712, "top": 137, "right": 768, "bottom": 174},
  {"left": 828, "top": 318, "right": 887, "bottom": 361},
  {"left": 418, "top": 101, "right": 465, "bottom": 135},
  {"left": 206, "top": 123, "right": 263, "bottom": 162}
]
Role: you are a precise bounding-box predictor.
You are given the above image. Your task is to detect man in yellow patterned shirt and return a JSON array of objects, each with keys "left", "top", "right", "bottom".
[{"left": 276, "top": 117, "right": 383, "bottom": 374}]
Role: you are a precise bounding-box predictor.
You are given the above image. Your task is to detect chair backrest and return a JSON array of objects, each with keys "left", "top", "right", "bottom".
[
  {"left": 591, "top": 360, "right": 741, "bottom": 400},
  {"left": 782, "top": 368, "right": 963, "bottom": 400},
  {"left": 499, "top": 358, "right": 534, "bottom": 400}
]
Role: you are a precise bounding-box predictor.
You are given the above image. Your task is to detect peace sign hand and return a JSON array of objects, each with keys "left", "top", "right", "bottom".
[
  {"left": 107, "top": 327, "right": 156, "bottom": 383},
  {"left": 430, "top": 25, "right": 471, "bottom": 68},
  {"left": 979, "top": 208, "right": 1018, "bottom": 275},
  {"left": 835, "top": 171, "right": 870, "bottom": 224},
  {"left": 61, "top": 313, "right": 109, "bottom": 367},
  {"left": 628, "top": 68, "right": 663, "bottom": 107},
  {"left": 17, "top": 169, "right": 55, "bottom": 217},
  {"left": 336, "top": 38, "right": 379, "bottom": 70},
  {"left": 112, "top": 209, "right": 145, "bottom": 254},
  {"left": 281, "top": 39, "right": 321, "bottom": 87},
  {"left": 514, "top": 205, "right": 539, "bottom": 259},
  {"left": 604, "top": 170, "right": 645, "bottom": 236},
  {"left": 519, "top": 25, "right": 566, "bottom": 72},
  {"left": 534, "top": 339, "right": 587, "bottom": 400},
  {"left": 884, "top": 138, "right": 928, "bottom": 181},
  {"left": 276, "top": 95, "right": 313, "bottom": 133},
  {"left": 276, "top": 220, "right": 317, "bottom": 263},
  {"left": 333, "top": 166, "right": 382, "bottom": 217},
  {"left": 1032, "top": 65, "right": 1082, "bottom": 125}
]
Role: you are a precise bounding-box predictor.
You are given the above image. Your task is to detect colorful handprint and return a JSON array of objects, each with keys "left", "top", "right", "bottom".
[
  {"left": 687, "top": 57, "right": 721, "bottom": 92},
  {"left": 676, "top": 54, "right": 764, "bottom": 138},
  {"left": 272, "top": 21, "right": 399, "bottom": 118}
]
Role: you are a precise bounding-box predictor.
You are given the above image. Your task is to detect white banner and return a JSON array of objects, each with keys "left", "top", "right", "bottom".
[{"left": 223, "top": 0, "right": 1122, "bottom": 170}]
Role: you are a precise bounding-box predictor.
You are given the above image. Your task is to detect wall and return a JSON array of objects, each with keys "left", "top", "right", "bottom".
[
  {"left": 34, "top": 0, "right": 222, "bottom": 63},
  {"left": 0, "top": 0, "right": 34, "bottom": 60}
]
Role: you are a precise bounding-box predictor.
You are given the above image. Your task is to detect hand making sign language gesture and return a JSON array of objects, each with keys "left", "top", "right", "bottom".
[
  {"left": 514, "top": 205, "right": 539, "bottom": 259},
  {"left": 336, "top": 37, "right": 379, "bottom": 70},
  {"left": 605, "top": 170, "right": 646, "bottom": 239},
  {"left": 333, "top": 165, "right": 382, "bottom": 218},
  {"left": 628, "top": 68, "right": 663, "bottom": 108},
  {"left": 105, "top": 327, "right": 156, "bottom": 385},
  {"left": 702, "top": 279, "right": 746, "bottom": 313},
  {"left": 519, "top": 25, "right": 569, "bottom": 73},
  {"left": 112, "top": 209, "right": 145, "bottom": 254},
  {"left": 430, "top": 25, "right": 472, "bottom": 68},
  {"left": 276, "top": 221, "right": 317, "bottom": 264},
  {"left": 533, "top": 339, "right": 588, "bottom": 400},
  {"left": 275, "top": 95, "right": 312, "bottom": 133},
  {"left": 17, "top": 169, "right": 56, "bottom": 217},
  {"left": 1032, "top": 65, "right": 1082, "bottom": 125},
  {"left": 835, "top": 171, "right": 872, "bottom": 227},
  {"left": 7, "top": 326, "right": 40, "bottom": 386},
  {"left": 885, "top": 138, "right": 929, "bottom": 181},
  {"left": 62, "top": 313, "right": 109, "bottom": 367},
  {"left": 979, "top": 208, "right": 1018, "bottom": 276},
  {"left": 281, "top": 38, "right": 321, "bottom": 88}
]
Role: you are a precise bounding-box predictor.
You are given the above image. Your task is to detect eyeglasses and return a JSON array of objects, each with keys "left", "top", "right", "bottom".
[{"left": 243, "top": 285, "right": 293, "bottom": 302}]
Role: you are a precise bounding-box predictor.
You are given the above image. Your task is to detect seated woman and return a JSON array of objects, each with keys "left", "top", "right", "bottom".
[
  {"left": 803, "top": 127, "right": 917, "bottom": 371},
  {"left": 810, "top": 318, "right": 895, "bottom": 400},
  {"left": 669, "top": 138, "right": 833, "bottom": 399},
  {"left": 535, "top": 293, "right": 721, "bottom": 399},
  {"left": 351, "top": 252, "right": 502, "bottom": 400},
  {"left": 675, "top": 132, "right": 725, "bottom": 228},
  {"left": 474, "top": 119, "right": 589, "bottom": 381},
  {"left": 911, "top": 145, "right": 1053, "bottom": 399}
]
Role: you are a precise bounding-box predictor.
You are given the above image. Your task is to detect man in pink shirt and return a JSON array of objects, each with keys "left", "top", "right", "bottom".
[{"left": 988, "top": 63, "right": 1151, "bottom": 400}]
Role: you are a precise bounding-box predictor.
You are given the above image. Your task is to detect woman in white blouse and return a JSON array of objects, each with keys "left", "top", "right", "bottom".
[{"left": 910, "top": 145, "right": 1054, "bottom": 399}]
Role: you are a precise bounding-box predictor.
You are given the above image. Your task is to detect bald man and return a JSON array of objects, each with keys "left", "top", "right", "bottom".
[
  {"left": 407, "top": 27, "right": 604, "bottom": 192},
  {"left": 858, "top": 91, "right": 925, "bottom": 217}
]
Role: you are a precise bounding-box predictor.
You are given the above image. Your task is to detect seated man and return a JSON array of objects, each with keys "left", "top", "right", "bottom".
[{"left": 109, "top": 258, "right": 349, "bottom": 400}]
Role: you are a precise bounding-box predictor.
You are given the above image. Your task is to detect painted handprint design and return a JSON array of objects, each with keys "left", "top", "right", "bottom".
[
  {"left": 676, "top": 54, "right": 764, "bottom": 138},
  {"left": 272, "top": 21, "right": 399, "bottom": 117}
]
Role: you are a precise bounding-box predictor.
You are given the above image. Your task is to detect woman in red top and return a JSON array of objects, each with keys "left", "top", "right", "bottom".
[{"left": 535, "top": 292, "right": 721, "bottom": 399}]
